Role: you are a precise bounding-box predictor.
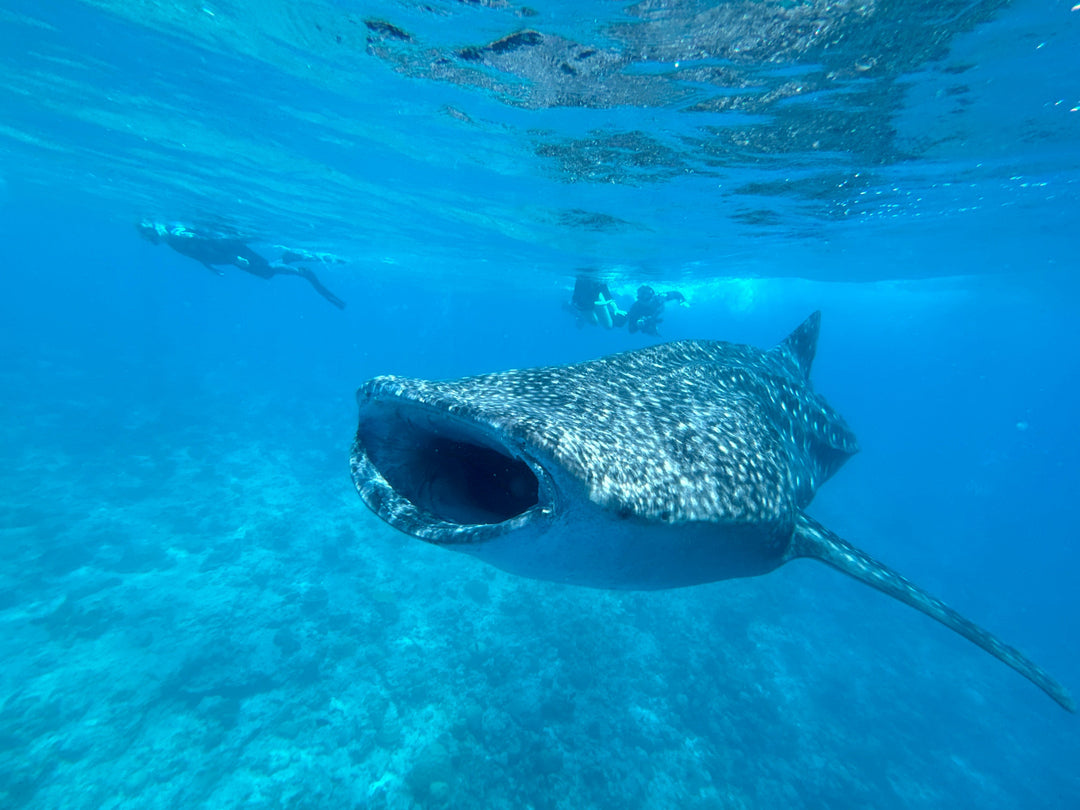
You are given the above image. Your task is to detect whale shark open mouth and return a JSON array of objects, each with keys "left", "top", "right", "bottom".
[{"left": 350, "top": 393, "right": 555, "bottom": 543}]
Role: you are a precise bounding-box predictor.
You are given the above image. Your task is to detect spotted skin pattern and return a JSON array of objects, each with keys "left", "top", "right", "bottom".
[
  {"left": 351, "top": 313, "right": 1074, "bottom": 711},
  {"left": 359, "top": 314, "right": 852, "bottom": 525}
]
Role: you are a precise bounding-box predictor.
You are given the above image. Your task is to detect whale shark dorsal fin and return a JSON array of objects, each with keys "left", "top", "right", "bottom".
[
  {"left": 772, "top": 310, "right": 821, "bottom": 381},
  {"left": 787, "top": 512, "right": 1076, "bottom": 711}
]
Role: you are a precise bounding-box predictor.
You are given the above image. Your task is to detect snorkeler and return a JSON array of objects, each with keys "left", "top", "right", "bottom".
[
  {"left": 626, "top": 285, "right": 686, "bottom": 336},
  {"left": 569, "top": 274, "right": 627, "bottom": 329},
  {"left": 137, "top": 220, "right": 346, "bottom": 310}
]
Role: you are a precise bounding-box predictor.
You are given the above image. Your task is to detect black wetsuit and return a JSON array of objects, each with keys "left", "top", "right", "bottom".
[
  {"left": 627, "top": 290, "right": 685, "bottom": 335},
  {"left": 570, "top": 276, "right": 629, "bottom": 329},
  {"left": 156, "top": 228, "right": 346, "bottom": 310},
  {"left": 571, "top": 277, "right": 613, "bottom": 312}
]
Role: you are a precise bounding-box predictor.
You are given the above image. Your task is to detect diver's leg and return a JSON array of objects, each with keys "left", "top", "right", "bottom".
[
  {"left": 594, "top": 297, "right": 614, "bottom": 329},
  {"left": 299, "top": 267, "right": 346, "bottom": 310},
  {"left": 236, "top": 248, "right": 281, "bottom": 279},
  {"left": 601, "top": 296, "right": 626, "bottom": 327}
]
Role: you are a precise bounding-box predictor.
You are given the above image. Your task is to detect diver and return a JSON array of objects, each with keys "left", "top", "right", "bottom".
[
  {"left": 626, "top": 285, "right": 686, "bottom": 336},
  {"left": 569, "top": 274, "right": 627, "bottom": 329},
  {"left": 137, "top": 220, "right": 346, "bottom": 310}
]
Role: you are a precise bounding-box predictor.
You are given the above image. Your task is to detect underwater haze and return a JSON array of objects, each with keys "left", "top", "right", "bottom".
[{"left": 1, "top": 0, "right": 1079, "bottom": 808}]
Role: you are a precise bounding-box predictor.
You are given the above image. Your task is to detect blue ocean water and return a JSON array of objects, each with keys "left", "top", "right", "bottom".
[{"left": 1, "top": 0, "right": 1079, "bottom": 807}]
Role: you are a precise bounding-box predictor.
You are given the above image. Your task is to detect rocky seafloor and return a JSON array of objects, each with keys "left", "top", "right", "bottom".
[{"left": 1, "top": 370, "right": 1077, "bottom": 810}]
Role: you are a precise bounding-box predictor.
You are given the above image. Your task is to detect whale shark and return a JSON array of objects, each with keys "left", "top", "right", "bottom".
[{"left": 350, "top": 312, "right": 1074, "bottom": 711}]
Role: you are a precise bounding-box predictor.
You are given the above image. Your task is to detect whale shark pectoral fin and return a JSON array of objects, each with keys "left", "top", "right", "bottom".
[{"left": 787, "top": 512, "right": 1075, "bottom": 712}]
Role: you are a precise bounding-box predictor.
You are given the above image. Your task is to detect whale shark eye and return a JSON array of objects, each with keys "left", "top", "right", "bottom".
[{"left": 358, "top": 406, "right": 539, "bottom": 526}]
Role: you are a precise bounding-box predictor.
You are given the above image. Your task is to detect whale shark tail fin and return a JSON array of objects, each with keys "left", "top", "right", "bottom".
[
  {"left": 773, "top": 310, "right": 821, "bottom": 381},
  {"left": 787, "top": 512, "right": 1075, "bottom": 712}
]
